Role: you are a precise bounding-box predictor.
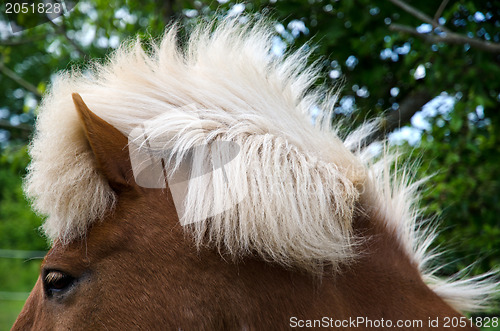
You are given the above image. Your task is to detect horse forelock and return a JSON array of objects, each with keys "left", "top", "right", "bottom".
[{"left": 24, "top": 17, "right": 498, "bottom": 312}]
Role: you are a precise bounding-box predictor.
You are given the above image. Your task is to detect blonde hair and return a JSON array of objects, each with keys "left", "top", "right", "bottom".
[{"left": 24, "top": 17, "right": 497, "bottom": 312}]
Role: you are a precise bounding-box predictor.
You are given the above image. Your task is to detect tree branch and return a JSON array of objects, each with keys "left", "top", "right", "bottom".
[
  {"left": 387, "top": 0, "right": 445, "bottom": 30},
  {"left": 365, "top": 90, "right": 433, "bottom": 145},
  {"left": 155, "top": 0, "right": 177, "bottom": 25},
  {"left": 387, "top": 0, "right": 500, "bottom": 54},
  {"left": 433, "top": 0, "right": 449, "bottom": 23},
  {"left": 0, "top": 36, "right": 45, "bottom": 46},
  {"left": 48, "top": 20, "right": 85, "bottom": 57},
  {"left": 389, "top": 23, "right": 500, "bottom": 53},
  {"left": 0, "top": 119, "right": 33, "bottom": 132},
  {"left": 0, "top": 62, "right": 42, "bottom": 98},
  {"left": 384, "top": 90, "right": 433, "bottom": 132}
]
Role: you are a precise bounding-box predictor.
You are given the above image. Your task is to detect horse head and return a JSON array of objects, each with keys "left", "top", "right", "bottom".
[{"left": 13, "top": 18, "right": 497, "bottom": 330}]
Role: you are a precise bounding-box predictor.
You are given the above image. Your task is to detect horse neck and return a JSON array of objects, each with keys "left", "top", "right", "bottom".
[
  {"left": 307, "top": 209, "right": 471, "bottom": 327},
  {"left": 13, "top": 189, "right": 474, "bottom": 330},
  {"left": 138, "top": 192, "right": 471, "bottom": 329}
]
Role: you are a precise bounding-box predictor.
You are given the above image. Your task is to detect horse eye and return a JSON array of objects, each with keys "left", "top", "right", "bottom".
[{"left": 43, "top": 270, "right": 75, "bottom": 297}]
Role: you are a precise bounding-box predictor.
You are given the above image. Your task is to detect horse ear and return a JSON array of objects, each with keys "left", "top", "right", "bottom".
[{"left": 72, "top": 93, "right": 134, "bottom": 191}]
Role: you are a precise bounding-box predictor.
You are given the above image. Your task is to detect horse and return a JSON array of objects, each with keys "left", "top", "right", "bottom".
[{"left": 13, "top": 18, "right": 497, "bottom": 330}]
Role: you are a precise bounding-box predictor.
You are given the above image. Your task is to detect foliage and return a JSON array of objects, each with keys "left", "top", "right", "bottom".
[
  {"left": 0, "top": 147, "right": 46, "bottom": 250},
  {"left": 0, "top": 300, "right": 25, "bottom": 331},
  {"left": 0, "top": 147, "right": 45, "bottom": 329},
  {"left": 414, "top": 97, "right": 500, "bottom": 275}
]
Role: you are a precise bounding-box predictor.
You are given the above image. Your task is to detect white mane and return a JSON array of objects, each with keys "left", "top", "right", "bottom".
[{"left": 24, "top": 17, "right": 497, "bottom": 312}]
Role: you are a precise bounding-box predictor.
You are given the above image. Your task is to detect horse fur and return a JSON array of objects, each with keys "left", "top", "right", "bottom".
[{"left": 24, "top": 17, "right": 498, "bottom": 312}]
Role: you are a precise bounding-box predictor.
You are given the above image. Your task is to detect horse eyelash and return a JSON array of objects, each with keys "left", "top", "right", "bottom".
[{"left": 44, "top": 271, "right": 66, "bottom": 283}]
